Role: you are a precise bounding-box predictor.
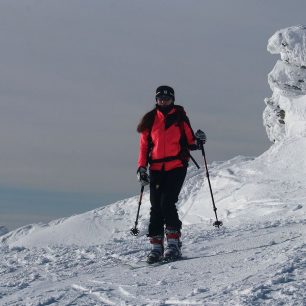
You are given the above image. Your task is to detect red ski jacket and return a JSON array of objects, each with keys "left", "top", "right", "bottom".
[{"left": 138, "top": 105, "right": 196, "bottom": 171}]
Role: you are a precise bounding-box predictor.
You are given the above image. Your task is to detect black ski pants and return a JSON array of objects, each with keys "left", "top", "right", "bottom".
[{"left": 148, "top": 166, "right": 187, "bottom": 237}]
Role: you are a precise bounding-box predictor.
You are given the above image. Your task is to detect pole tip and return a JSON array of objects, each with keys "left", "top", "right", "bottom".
[
  {"left": 213, "top": 220, "right": 223, "bottom": 228},
  {"left": 130, "top": 227, "right": 139, "bottom": 236}
]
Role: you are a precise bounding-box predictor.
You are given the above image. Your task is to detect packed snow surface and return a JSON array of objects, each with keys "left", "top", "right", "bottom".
[{"left": 1, "top": 25, "right": 306, "bottom": 305}]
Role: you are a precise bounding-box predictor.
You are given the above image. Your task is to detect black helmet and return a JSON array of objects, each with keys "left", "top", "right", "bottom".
[{"left": 155, "top": 85, "right": 175, "bottom": 101}]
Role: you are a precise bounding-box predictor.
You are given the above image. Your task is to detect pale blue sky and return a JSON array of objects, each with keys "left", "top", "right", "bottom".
[{"left": 1, "top": 0, "right": 305, "bottom": 230}]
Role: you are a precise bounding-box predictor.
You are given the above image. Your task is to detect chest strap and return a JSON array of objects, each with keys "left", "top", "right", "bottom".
[{"left": 149, "top": 152, "right": 200, "bottom": 169}]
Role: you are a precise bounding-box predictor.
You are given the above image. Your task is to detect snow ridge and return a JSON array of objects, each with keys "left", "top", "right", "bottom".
[{"left": 0, "top": 226, "right": 8, "bottom": 237}]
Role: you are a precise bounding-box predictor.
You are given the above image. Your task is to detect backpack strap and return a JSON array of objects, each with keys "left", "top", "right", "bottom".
[
  {"left": 146, "top": 109, "right": 156, "bottom": 164},
  {"left": 176, "top": 110, "right": 200, "bottom": 169}
]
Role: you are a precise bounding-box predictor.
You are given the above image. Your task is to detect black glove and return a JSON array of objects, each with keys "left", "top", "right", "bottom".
[
  {"left": 189, "top": 144, "right": 200, "bottom": 151},
  {"left": 137, "top": 167, "right": 150, "bottom": 186},
  {"left": 195, "top": 129, "right": 207, "bottom": 147}
]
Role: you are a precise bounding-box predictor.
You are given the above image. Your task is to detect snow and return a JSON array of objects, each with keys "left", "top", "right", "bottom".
[
  {"left": 0, "top": 226, "right": 8, "bottom": 236},
  {"left": 268, "top": 25, "right": 306, "bottom": 67},
  {"left": 268, "top": 60, "right": 306, "bottom": 95},
  {"left": 1, "top": 26, "right": 306, "bottom": 305},
  {"left": 264, "top": 25, "right": 306, "bottom": 142},
  {"left": 1, "top": 143, "right": 306, "bottom": 305}
]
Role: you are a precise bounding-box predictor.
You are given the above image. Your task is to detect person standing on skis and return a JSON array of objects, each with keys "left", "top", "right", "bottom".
[{"left": 136, "top": 85, "right": 201, "bottom": 264}]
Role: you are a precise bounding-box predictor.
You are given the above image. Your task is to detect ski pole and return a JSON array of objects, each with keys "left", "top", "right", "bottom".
[
  {"left": 195, "top": 130, "right": 222, "bottom": 228},
  {"left": 201, "top": 144, "right": 222, "bottom": 227},
  {"left": 130, "top": 185, "right": 144, "bottom": 236},
  {"left": 188, "top": 152, "right": 200, "bottom": 169}
]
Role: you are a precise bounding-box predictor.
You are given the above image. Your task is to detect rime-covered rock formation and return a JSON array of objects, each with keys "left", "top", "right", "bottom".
[{"left": 263, "top": 25, "right": 306, "bottom": 142}]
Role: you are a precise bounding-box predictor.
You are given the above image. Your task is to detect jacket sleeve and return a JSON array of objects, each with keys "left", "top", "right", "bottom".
[
  {"left": 182, "top": 115, "right": 196, "bottom": 148},
  {"left": 137, "top": 129, "right": 150, "bottom": 169}
]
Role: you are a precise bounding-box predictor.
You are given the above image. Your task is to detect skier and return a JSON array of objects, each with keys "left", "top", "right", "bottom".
[{"left": 136, "top": 85, "right": 203, "bottom": 263}]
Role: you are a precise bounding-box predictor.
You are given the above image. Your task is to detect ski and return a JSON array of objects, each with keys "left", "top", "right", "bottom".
[{"left": 126, "top": 256, "right": 201, "bottom": 270}]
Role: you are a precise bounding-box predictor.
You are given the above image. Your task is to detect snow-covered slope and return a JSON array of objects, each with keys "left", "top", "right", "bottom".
[
  {"left": 0, "top": 195, "right": 146, "bottom": 248},
  {"left": 0, "top": 226, "right": 8, "bottom": 236},
  {"left": 1, "top": 26, "right": 306, "bottom": 305},
  {"left": 2, "top": 137, "right": 305, "bottom": 249},
  {"left": 1, "top": 139, "right": 306, "bottom": 305}
]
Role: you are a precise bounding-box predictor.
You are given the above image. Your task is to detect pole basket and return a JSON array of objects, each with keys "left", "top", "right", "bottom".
[
  {"left": 130, "top": 227, "right": 140, "bottom": 236},
  {"left": 213, "top": 220, "right": 223, "bottom": 228}
]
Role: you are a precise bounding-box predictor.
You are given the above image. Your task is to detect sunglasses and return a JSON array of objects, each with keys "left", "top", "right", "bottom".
[{"left": 156, "top": 96, "right": 172, "bottom": 102}]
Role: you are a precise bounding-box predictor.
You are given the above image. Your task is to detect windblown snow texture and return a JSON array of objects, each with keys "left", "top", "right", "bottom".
[{"left": 1, "top": 26, "right": 306, "bottom": 305}]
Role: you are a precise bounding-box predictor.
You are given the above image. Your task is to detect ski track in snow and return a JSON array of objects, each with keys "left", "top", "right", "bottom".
[{"left": 0, "top": 219, "right": 305, "bottom": 305}]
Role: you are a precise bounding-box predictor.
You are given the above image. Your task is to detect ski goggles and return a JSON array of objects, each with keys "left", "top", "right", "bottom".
[{"left": 156, "top": 96, "right": 172, "bottom": 102}]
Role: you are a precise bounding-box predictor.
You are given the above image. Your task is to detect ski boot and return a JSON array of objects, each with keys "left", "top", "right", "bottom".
[
  {"left": 146, "top": 235, "right": 164, "bottom": 264},
  {"left": 164, "top": 228, "right": 182, "bottom": 262}
]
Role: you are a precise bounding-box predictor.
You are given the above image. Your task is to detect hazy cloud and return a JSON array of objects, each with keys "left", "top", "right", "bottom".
[{"left": 0, "top": 0, "right": 305, "bottom": 200}]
